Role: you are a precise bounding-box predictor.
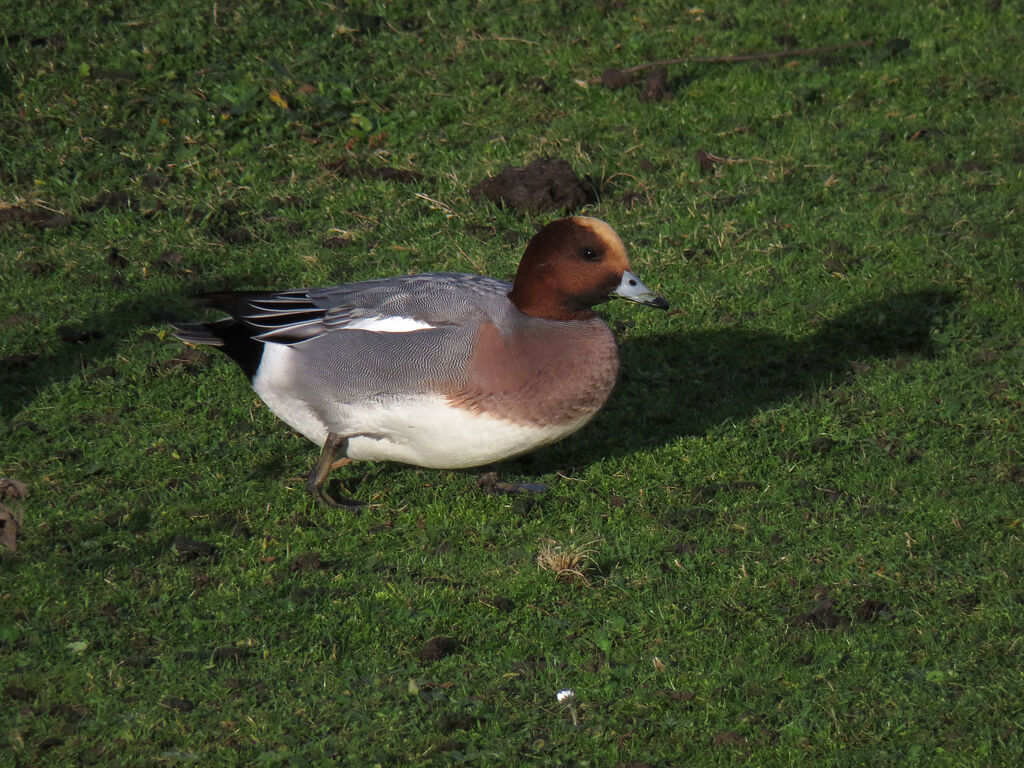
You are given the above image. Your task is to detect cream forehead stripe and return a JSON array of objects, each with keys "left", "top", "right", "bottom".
[{"left": 573, "top": 217, "right": 628, "bottom": 257}]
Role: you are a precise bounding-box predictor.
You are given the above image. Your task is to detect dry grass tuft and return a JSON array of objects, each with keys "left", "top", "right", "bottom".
[{"left": 535, "top": 538, "right": 600, "bottom": 586}]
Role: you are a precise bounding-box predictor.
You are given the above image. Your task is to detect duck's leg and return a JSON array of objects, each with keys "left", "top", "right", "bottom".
[{"left": 306, "top": 433, "right": 362, "bottom": 509}]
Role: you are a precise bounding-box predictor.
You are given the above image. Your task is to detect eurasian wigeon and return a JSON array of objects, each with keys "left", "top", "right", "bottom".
[{"left": 173, "top": 216, "right": 667, "bottom": 506}]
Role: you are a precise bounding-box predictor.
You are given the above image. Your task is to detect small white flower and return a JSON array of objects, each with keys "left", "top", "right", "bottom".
[{"left": 556, "top": 688, "right": 579, "bottom": 726}]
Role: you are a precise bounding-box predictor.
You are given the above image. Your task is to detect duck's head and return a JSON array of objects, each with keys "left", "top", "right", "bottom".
[{"left": 509, "top": 216, "right": 669, "bottom": 321}]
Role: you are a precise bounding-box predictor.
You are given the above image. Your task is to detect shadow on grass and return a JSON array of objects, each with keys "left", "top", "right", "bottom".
[
  {"left": 3, "top": 288, "right": 957, "bottom": 468},
  {"left": 0, "top": 293, "right": 197, "bottom": 425},
  {"left": 527, "top": 287, "right": 959, "bottom": 468}
]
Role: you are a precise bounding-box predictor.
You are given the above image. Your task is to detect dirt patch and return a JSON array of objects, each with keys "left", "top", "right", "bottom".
[
  {"left": 289, "top": 551, "right": 327, "bottom": 572},
  {"left": 420, "top": 635, "right": 459, "bottom": 661},
  {"left": 162, "top": 696, "right": 195, "bottom": 712},
  {"left": 470, "top": 157, "right": 593, "bottom": 214},
  {"left": 57, "top": 324, "right": 103, "bottom": 344},
  {"left": 437, "top": 712, "right": 476, "bottom": 733},
  {"left": 211, "top": 646, "right": 249, "bottom": 663},
  {"left": 713, "top": 731, "right": 747, "bottom": 748},
  {"left": 476, "top": 471, "right": 548, "bottom": 495},
  {"left": 161, "top": 347, "right": 209, "bottom": 373},
  {"left": 638, "top": 66, "right": 672, "bottom": 102},
  {"left": 788, "top": 590, "right": 890, "bottom": 629},
  {"left": 789, "top": 597, "right": 848, "bottom": 629},
  {"left": 154, "top": 249, "right": 188, "bottom": 273},
  {"left": 661, "top": 507, "right": 715, "bottom": 531},
  {"left": 171, "top": 534, "right": 217, "bottom": 561},
  {"left": 321, "top": 235, "right": 352, "bottom": 249},
  {"left": 83, "top": 190, "right": 134, "bottom": 212},
  {"left": 854, "top": 598, "right": 892, "bottom": 622},
  {"left": 0, "top": 206, "right": 74, "bottom": 230},
  {"left": 482, "top": 595, "right": 515, "bottom": 612},
  {"left": 696, "top": 149, "right": 725, "bottom": 176},
  {"left": 601, "top": 68, "right": 634, "bottom": 90},
  {"left": 690, "top": 481, "right": 759, "bottom": 503}
]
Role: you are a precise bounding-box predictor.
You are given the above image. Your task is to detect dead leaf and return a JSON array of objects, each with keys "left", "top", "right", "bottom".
[{"left": 269, "top": 88, "right": 289, "bottom": 110}]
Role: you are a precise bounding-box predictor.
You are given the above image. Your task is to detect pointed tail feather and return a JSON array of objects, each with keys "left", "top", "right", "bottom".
[
  {"left": 171, "top": 318, "right": 263, "bottom": 380},
  {"left": 171, "top": 320, "right": 230, "bottom": 347}
]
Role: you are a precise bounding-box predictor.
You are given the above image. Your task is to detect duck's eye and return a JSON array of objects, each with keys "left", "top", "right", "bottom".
[{"left": 580, "top": 246, "right": 600, "bottom": 261}]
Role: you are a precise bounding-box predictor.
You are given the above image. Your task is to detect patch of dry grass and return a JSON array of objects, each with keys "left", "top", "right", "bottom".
[{"left": 535, "top": 538, "right": 600, "bottom": 586}]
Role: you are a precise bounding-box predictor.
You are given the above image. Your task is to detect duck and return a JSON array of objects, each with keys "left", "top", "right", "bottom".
[{"left": 172, "top": 216, "right": 668, "bottom": 507}]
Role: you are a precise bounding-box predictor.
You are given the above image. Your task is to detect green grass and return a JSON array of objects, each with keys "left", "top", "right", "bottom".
[{"left": 2, "top": 0, "right": 1023, "bottom": 765}]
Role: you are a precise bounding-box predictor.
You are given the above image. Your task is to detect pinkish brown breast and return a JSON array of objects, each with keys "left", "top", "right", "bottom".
[{"left": 446, "top": 319, "right": 620, "bottom": 426}]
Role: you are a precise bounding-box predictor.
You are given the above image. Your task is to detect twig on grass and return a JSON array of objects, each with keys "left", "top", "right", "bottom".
[
  {"left": 696, "top": 149, "right": 784, "bottom": 176},
  {"left": 591, "top": 39, "right": 876, "bottom": 85}
]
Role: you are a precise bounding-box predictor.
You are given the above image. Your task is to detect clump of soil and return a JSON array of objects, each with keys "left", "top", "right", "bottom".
[
  {"left": 638, "top": 66, "right": 672, "bottom": 102},
  {"left": 789, "top": 596, "right": 848, "bottom": 630},
  {"left": 600, "top": 68, "right": 634, "bottom": 90},
  {"left": 0, "top": 206, "right": 74, "bottom": 230},
  {"left": 470, "top": 157, "right": 592, "bottom": 214},
  {"left": 599, "top": 66, "right": 672, "bottom": 103},
  {"left": 420, "top": 635, "right": 459, "bottom": 661}
]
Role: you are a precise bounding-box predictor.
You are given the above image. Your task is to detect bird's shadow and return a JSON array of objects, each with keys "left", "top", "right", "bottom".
[
  {"left": 1, "top": 292, "right": 194, "bottom": 425},
  {"left": 3, "top": 287, "right": 958, "bottom": 485},
  {"left": 515, "top": 287, "right": 959, "bottom": 471}
]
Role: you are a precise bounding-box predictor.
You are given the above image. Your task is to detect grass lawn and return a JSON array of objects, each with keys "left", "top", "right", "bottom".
[{"left": 2, "top": 1, "right": 1022, "bottom": 765}]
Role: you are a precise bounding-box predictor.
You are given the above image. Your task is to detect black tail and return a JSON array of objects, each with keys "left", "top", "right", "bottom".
[{"left": 172, "top": 294, "right": 270, "bottom": 380}]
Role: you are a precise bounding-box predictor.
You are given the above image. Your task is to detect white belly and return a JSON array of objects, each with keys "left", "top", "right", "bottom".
[
  {"left": 343, "top": 396, "right": 590, "bottom": 468},
  {"left": 252, "top": 343, "right": 592, "bottom": 468}
]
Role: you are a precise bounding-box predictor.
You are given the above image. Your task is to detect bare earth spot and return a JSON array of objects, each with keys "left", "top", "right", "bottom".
[
  {"left": 601, "top": 68, "right": 634, "bottom": 90},
  {"left": 714, "top": 731, "right": 747, "bottom": 748},
  {"left": 638, "top": 66, "right": 671, "bottom": 103},
  {"left": 162, "top": 696, "right": 195, "bottom": 712},
  {"left": 470, "top": 157, "right": 592, "bottom": 215},
  {"left": 0, "top": 206, "right": 75, "bottom": 230},
  {"left": 420, "top": 635, "right": 459, "bottom": 661},
  {"left": 162, "top": 347, "right": 209, "bottom": 372},
  {"left": 172, "top": 535, "right": 217, "bottom": 561},
  {"left": 83, "top": 190, "right": 133, "bottom": 212},
  {"left": 476, "top": 471, "right": 548, "bottom": 495},
  {"left": 789, "top": 595, "right": 849, "bottom": 630},
  {"left": 57, "top": 325, "right": 103, "bottom": 344},
  {"left": 289, "top": 551, "right": 326, "bottom": 572}
]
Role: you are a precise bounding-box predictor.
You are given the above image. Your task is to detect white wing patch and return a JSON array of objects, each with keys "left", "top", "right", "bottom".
[{"left": 341, "top": 315, "right": 436, "bottom": 333}]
